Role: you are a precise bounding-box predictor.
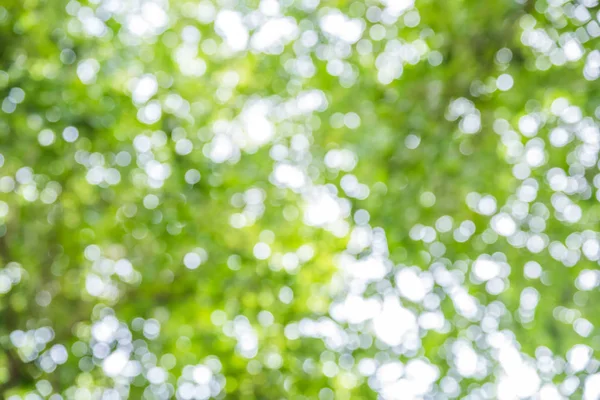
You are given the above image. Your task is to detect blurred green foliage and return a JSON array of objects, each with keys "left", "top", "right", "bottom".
[{"left": 1, "top": 0, "right": 600, "bottom": 398}]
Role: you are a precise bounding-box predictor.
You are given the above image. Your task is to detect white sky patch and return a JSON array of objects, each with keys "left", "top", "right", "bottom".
[
  {"left": 251, "top": 17, "right": 298, "bottom": 53},
  {"left": 452, "top": 340, "right": 479, "bottom": 377},
  {"left": 449, "top": 287, "right": 479, "bottom": 320},
  {"left": 325, "top": 149, "right": 357, "bottom": 172},
  {"left": 495, "top": 343, "right": 541, "bottom": 400},
  {"left": 380, "top": 0, "right": 415, "bottom": 17},
  {"left": 340, "top": 174, "right": 370, "bottom": 200},
  {"left": 241, "top": 102, "right": 274, "bottom": 146},
  {"left": 567, "top": 344, "right": 592, "bottom": 372},
  {"left": 496, "top": 74, "right": 514, "bottom": 91},
  {"left": 373, "top": 296, "right": 417, "bottom": 346},
  {"left": 253, "top": 242, "right": 271, "bottom": 260},
  {"left": 147, "top": 366, "right": 167, "bottom": 384},
  {"left": 205, "top": 134, "right": 236, "bottom": 163},
  {"left": 297, "top": 90, "right": 327, "bottom": 113},
  {"left": 130, "top": 74, "right": 158, "bottom": 104},
  {"left": 303, "top": 186, "right": 348, "bottom": 227},
  {"left": 459, "top": 112, "right": 481, "bottom": 134},
  {"left": 347, "top": 226, "right": 372, "bottom": 254},
  {"left": 376, "top": 51, "right": 404, "bottom": 85},
  {"left": 418, "top": 311, "right": 445, "bottom": 331},
  {"left": 320, "top": 11, "right": 364, "bottom": 44},
  {"left": 330, "top": 295, "right": 381, "bottom": 324},
  {"left": 86, "top": 273, "right": 107, "bottom": 297},
  {"left": 472, "top": 257, "right": 501, "bottom": 281},
  {"left": 477, "top": 195, "right": 497, "bottom": 215},
  {"left": 215, "top": 10, "right": 248, "bottom": 52},
  {"left": 77, "top": 59, "right": 100, "bottom": 84},
  {"left": 563, "top": 38, "right": 584, "bottom": 61},
  {"left": 280, "top": 90, "right": 328, "bottom": 118},
  {"left": 145, "top": 160, "right": 171, "bottom": 182},
  {"left": 563, "top": 204, "right": 582, "bottom": 223},
  {"left": 78, "top": 7, "right": 107, "bottom": 37},
  {"left": 183, "top": 250, "right": 207, "bottom": 269},
  {"left": 491, "top": 213, "right": 517, "bottom": 236},
  {"left": 403, "top": 359, "right": 439, "bottom": 397},
  {"left": 125, "top": 1, "right": 169, "bottom": 38},
  {"left": 272, "top": 163, "right": 306, "bottom": 190},
  {"left": 518, "top": 115, "right": 539, "bottom": 137},
  {"left": 345, "top": 255, "right": 389, "bottom": 281},
  {"left": 584, "top": 50, "right": 600, "bottom": 80},
  {"left": 92, "top": 316, "right": 119, "bottom": 343},
  {"left": 103, "top": 349, "right": 130, "bottom": 377},
  {"left": 549, "top": 127, "right": 570, "bottom": 147},
  {"left": 193, "top": 365, "right": 213, "bottom": 384},
  {"left": 137, "top": 100, "right": 162, "bottom": 124},
  {"left": 396, "top": 268, "right": 430, "bottom": 303},
  {"left": 525, "top": 146, "right": 545, "bottom": 167},
  {"left": 174, "top": 44, "right": 207, "bottom": 77},
  {"left": 585, "top": 374, "right": 600, "bottom": 400},
  {"left": 376, "top": 361, "right": 404, "bottom": 385},
  {"left": 233, "top": 317, "right": 259, "bottom": 358},
  {"left": 497, "top": 365, "right": 540, "bottom": 399},
  {"left": 538, "top": 384, "right": 562, "bottom": 400},
  {"left": 576, "top": 269, "right": 599, "bottom": 290}
]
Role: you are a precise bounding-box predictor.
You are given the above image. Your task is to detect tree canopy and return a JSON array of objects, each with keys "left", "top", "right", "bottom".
[{"left": 1, "top": 0, "right": 600, "bottom": 398}]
